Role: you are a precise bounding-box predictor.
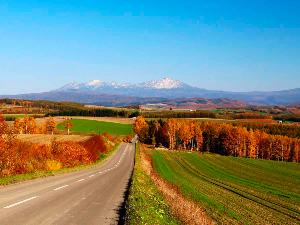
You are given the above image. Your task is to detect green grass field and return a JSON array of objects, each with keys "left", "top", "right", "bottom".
[
  {"left": 151, "top": 151, "right": 300, "bottom": 225},
  {"left": 57, "top": 119, "right": 133, "bottom": 136}
]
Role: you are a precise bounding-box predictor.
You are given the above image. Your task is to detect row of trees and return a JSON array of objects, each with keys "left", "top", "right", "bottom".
[
  {"left": 48, "top": 108, "right": 139, "bottom": 118},
  {"left": 0, "top": 98, "right": 85, "bottom": 111},
  {"left": 231, "top": 121, "right": 300, "bottom": 138},
  {"left": 11, "top": 116, "right": 72, "bottom": 135},
  {"left": 134, "top": 117, "right": 300, "bottom": 162}
]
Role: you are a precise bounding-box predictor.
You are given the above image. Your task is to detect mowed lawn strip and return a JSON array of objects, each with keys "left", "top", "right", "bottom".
[
  {"left": 57, "top": 119, "right": 133, "bottom": 136},
  {"left": 151, "top": 151, "right": 300, "bottom": 225}
]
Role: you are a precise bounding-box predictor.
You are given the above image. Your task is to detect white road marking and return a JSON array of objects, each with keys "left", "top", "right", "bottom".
[
  {"left": 76, "top": 179, "right": 85, "bottom": 182},
  {"left": 4, "top": 196, "right": 38, "bottom": 209},
  {"left": 53, "top": 185, "right": 69, "bottom": 191},
  {"left": 85, "top": 145, "right": 129, "bottom": 179}
]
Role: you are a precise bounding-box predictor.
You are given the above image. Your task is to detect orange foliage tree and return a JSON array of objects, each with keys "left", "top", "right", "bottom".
[
  {"left": 45, "top": 117, "right": 56, "bottom": 135},
  {"left": 164, "top": 119, "right": 178, "bottom": 150},
  {"left": 51, "top": 141, "right": 92, "bottom": 167},
  {"left": 0, "top": 113, "right": 8, "bottom": 135},
  {"left": 133, "top": 116, "right": 148, "bottom": 142},
  {"left": 63, "top": 118, "right": 73, "bottom": 135},
  {"left": 194, "top": 122, "right": 203, "bottom": 151},
  {"left": 13, "top": 116, "right": 37, "bottom": 134}
]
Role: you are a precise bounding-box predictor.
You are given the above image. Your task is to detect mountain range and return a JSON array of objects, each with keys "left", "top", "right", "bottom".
[{"left": 1, "top": 77, "right": 300, "bottom": 107}]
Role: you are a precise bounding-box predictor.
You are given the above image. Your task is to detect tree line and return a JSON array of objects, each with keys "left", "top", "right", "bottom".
[
  {"left": 231, "top": 121, "right": 300, "bottom": 138},
  {"left": 134, "top": 117, "right": 300, "bottom": 162},
  {"left": 0, "top": 98, "right": 85, "bottom": 111},
  {"left": 48, "top": 108, "right": 139, "bottom": 118}
]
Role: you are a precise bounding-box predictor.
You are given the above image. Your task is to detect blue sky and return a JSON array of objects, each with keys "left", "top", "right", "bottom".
[{"left": 0, "top": 0, "right": 300, "bottom": 94}]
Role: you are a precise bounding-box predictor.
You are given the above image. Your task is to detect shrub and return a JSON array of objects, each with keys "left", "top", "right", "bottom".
[
  {"left": 81, "top": 135, "right": 107, "bottom": 161},
  {"left": 52, "top": 141, "right": 92, "bottom": 167},
  {"left": 46, "top": 160, "right": 62, "bottom": 171}
]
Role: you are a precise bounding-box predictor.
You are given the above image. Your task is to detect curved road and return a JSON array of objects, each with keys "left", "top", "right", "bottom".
[{"left": 0, "top": 143, "right": 135, "bottom": 225}]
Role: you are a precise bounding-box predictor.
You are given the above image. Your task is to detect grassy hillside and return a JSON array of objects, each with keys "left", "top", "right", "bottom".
[
  {"left": 151, "top": 151, "right": 300, "bottom": 225},
  {"left": 57, "top": 119, "right": 133, "bottom": 136}
]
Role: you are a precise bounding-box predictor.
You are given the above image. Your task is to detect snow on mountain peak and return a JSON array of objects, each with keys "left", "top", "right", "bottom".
[
  {"left": 58, "top": 77, "right": 187, "bottom": 91},
  {"left": 142, "top": 77, "right": 184, "bottom": 89},
  {"left": 59, "top": 82, "right": 81, "bottom": 90},
  {"left": 86, "top": 80, "right": 103, "bottom": 87}
]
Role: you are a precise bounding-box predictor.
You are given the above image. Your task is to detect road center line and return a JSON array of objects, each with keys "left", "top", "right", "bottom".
[
  {"left": 53, "top": 185, "right": 69, "bottom": 191},
  {"left": 4, "top": 196, "right": 39, "bottom": 209},
  {"left": 76, "top": 179, "right": 85, "bottom": 182},
  {"left": 89, "top": 174, "right": 95, "bottom": 178}
]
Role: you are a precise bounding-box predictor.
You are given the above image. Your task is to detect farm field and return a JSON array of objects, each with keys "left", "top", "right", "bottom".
[
  {"left": 150, "top": 150, "right": 300, "bottom": 225},
  {"left": 57, "top": 119, "right": 133, "bottom": 136},
  {"left": 3, "top": 113, "right": 44, "bottom": 119},
  {"left": 17, "top": 134, "right": 91, "bottom": 144},
  {"left": 70, "top": 116, "right": 134, "bottom": 124}
]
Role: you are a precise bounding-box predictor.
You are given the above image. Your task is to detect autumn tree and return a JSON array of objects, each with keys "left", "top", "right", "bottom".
[
  {"left": 194, "top": 122, "right": 203, "bottom": 151},
  {"left": 133, "top": 116, "right": 149, "bottom": 142},
  {"left": 178, "top": 120, "right": 192, "bottom": 150},
  {"left": 63, "top": 118, "right": 73, "bottom": 135},
  {"left": 13, "top": 116, "right": 37, "bottom": 134},
  {"left": 45, "top": 117, "right": 56, "bottom": 135},
  {"left": 148, "top": 120, "right": 161, "bottom": 146},
  {"left": 164, "top": 119, "right": 178, "bottom": 150},
  {"left": 0, "top": 113, "right": 8, "bottom": 135},
  {"left": 13, "top": 118, "right": 24, "bottom": 134},
  {"left": 201, "top": 122, "right": 221, "bottom": 153},
  {"left": 25, "top": 117, "right": 37, "bottom": 134},
  {"left": 246, "top": 129, "right": 258, "bottom": 158}
]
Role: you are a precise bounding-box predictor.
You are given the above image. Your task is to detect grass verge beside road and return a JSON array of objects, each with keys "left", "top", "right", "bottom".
[{"left": 125, "top": 144, "right": 179, "bottom": 225}]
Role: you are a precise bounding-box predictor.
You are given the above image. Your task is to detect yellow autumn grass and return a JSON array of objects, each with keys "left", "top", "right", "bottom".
[
  {"left": 68, "top": 116, "right": 134, "bottom": 124},
  {"left": 17, "top": 134, "right": 91, "bottom": 145}
]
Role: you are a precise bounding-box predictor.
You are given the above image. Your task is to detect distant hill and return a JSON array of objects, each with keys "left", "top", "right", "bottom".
[
  {"left": 140, "top": 98, "right": 246, "bottom": 110},
  {"left": 1, "top": 77, "right": 300, "bottom": 106}
]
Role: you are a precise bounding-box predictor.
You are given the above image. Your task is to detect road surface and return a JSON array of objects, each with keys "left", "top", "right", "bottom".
[{"left": 0, "top": 142, "right": 135, "bottom": 225}]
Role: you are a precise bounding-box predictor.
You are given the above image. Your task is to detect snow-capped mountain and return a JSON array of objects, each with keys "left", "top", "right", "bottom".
[
  {"left": 3, "top": 77, "right": 300, "bottom": 106},
  {"left": 140, "top": 77, "right": 186, "bottom": 89},
  {"left": 57, "top": 79, "right": 133, "bottom": 91},
  {"left": 55, "top": 77, "right": 204, "bottom": 99},
  {"left": 58, "top": 77, "right": 187, "bottom": 92}
]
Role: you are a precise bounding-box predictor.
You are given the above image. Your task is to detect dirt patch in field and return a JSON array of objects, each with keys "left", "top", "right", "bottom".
[
  {"left": 140, "top": 145, "right": 214, "bottom": 225},
  {"left": 17, "top": 134, "right": 91, "bottom": 145}
]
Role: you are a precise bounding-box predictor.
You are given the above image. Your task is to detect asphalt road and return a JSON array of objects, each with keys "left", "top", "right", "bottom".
[{"left": 0, "top": 142, "right": 135, "bottom": 225}]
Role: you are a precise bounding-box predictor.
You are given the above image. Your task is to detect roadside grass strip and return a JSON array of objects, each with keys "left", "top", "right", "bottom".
[{"left": 125, "top": 144, "right": 179, "bottom": 225}]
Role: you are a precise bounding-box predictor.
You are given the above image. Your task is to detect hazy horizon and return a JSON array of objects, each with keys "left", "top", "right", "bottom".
[{"left": 1, "top": 1, "right": 300, "bottom": 94}]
